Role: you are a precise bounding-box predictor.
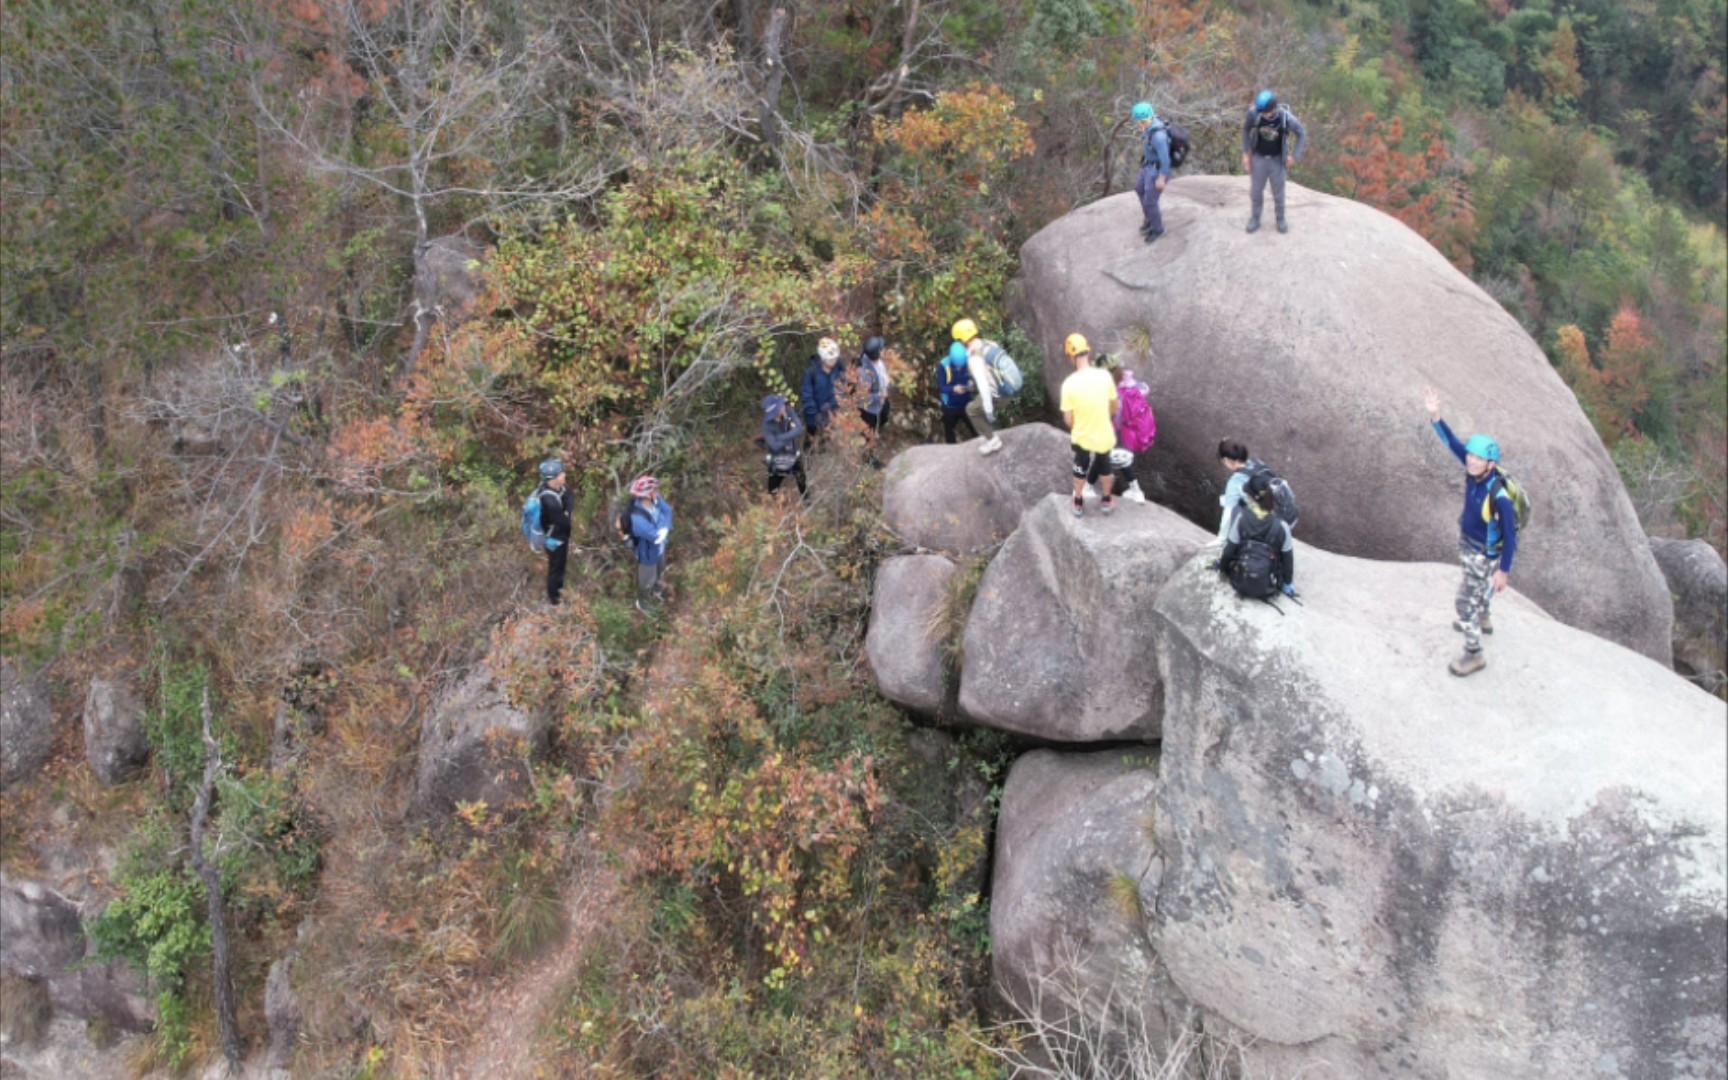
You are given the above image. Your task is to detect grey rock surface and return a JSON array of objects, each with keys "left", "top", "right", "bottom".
[
  {"left": 1148, "top": 543, "right": 1726, "bottom": 1078},
  {"left": 1651, "top": 537, "right": 1727, "bottom": 693},
  {"left": 1, "top": 660, "right": 53, "bottom": 791},
  {"left": 264, "top": 954, "right": 301, "bottom": 1068},
  {"left": 412, "top": 666, "right": 549, "bottom": 818},
  {"left": 414, "top": 235, "right": 486, "bottom": 319},
  {"left": 865, "top": 555, "right": 957, "bottom": 715},
  {"left": 883, "top": 422, "right": 1074, "bottom": 554},
  {"left": 1013, "top": 176, "right": 1673, "bottom": 663},
  {"left": 0, "top": 876, "right": 154, "bottom": 1033},
  {"left": 958, "top": 495, "right": 1208, "bottom": 741},
  {"left": 82, "top": 679, "right": 149, "bottom": 786}
]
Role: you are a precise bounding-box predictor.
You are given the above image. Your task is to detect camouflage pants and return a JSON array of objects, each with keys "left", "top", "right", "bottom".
[{"left": 1455, "top": 539, "right": 1496, "bottom": 653}]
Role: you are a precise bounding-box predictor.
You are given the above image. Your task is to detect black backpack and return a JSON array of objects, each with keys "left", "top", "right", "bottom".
[
  {"left": 1227, "top": 537, "right": 1282, "bottom": 600},
  {"left": 1243, "top": 460, "right": 1300, "bottom": 528},
  {"left": 1161, "top": 120, "right": 1191, "bottom": 169}
]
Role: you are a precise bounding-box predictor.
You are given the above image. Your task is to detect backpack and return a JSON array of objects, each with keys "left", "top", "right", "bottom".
[
  {"left": 978, "top": 340, "right": 1023, "bottom": 397},
  {"left": 1116, "top": 384, "right": 1157, "bottom": 453},
  {"left": 1159, "top": 120, "right": 1191, "bottom": 169},
  {"left": 1484, "top": 469, "right": 1532, "bottom": 533},
  {"left": 1243, "top": 460, "right": 1300, "bottom": 529},
  {"left": 522, "top": 486, "right": 549, "bottom": 553},
  {"left": 614, "top": 499, "right": 652, "bottom": 545},
  {"left": 1227, "top": 537, "right": 1282, "bottom": 600}
]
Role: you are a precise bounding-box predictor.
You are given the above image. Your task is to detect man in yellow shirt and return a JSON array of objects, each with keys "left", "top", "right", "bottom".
[{"left": 1058, "top": 333, "right": 1120, "bottom": 516}]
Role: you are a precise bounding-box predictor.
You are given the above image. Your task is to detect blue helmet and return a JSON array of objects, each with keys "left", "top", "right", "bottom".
[
  {"left": 1131, "top": 102, "right": 1154, "bottom": 122},
  {"left": 1463, "top": 434, "right": 1501, "bottom": 462},
  {"left": 539, "top": 458, "right": 564, "bottom": 480},
  {"left": 947, "top": 341, "right": 968, "bottom": 365},
  {"left": 1254, "top": 90, "right": 1277, "bottom": 112}
]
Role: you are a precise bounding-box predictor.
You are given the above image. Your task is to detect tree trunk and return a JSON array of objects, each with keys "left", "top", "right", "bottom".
[
  {"left": 759, "top": 6, "right": 791, "bottom": 152},
  {"left": 190, "top": 689, "right": 244, "bottom": 1073}
]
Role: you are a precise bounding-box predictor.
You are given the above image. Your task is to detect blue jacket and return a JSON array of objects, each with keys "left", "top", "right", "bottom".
[
  {"left": 937, "top": 358, "right": 973, "bottom": 410},
  {"left": 1141, "top": 123, "right": 1172, "bottom": 176},
  {"left": 628, "top": 496, "right": 673, "bottom": 566},
  {"left": 1434, "top": 420, "right": 1518, "bottom": 572},
  {"left": 800, "top": 358, "right": 840, "bottom": 429}
]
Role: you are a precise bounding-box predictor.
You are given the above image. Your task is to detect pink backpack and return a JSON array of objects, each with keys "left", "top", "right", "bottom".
[{"left": 1117, "top": 382, "right": 1157, "bottom": 453}]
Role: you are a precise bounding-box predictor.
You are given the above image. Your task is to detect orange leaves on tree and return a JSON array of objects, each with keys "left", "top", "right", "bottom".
[
  {"left": 1330, "top": 111, "right": 1477, "bottom": 271},
  {"left": 1555, "top": 308, "right": 1656, "bottom": 446},
  {"left": 1538, "top": 17, "right": 1586, "bottom": 110}
]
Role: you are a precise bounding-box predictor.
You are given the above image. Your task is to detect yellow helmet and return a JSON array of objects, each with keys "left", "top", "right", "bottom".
[
  {"left": 951, "top": 318, "right": 979, "bottom": 343},
  {"left": 1064, "top": 332, "right": 1091, "bottom": 358}
]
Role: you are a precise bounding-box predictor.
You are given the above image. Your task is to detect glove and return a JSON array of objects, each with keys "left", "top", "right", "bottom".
[
  {"left": 544, "top": 537, "right": 562, "bottom": 551},
  {"left": 985, "top": 410, "right": 996, "bottom": 424},
  {"left": 1281, "top": 583, "right": 1296, "bottom": 598}
]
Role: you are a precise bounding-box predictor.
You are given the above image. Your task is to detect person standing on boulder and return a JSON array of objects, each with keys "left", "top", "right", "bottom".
[
  {"left": 1133, "top": 102, "right": 1172, "bottom": 244},
  {"left": 1424, "top": 387, "right": 1518, "bottom": 678},
  {"left": 952, "top": 318, "right": 1003, "bottom": 454},
  {"left": 537, "top": 459, "right": 573, "bottom": 606},
  {"left": 622, "top": 474, "right": 673, "bottom": 612},
  {"left": 937, "top": 339, "right": 979, "bottom": 445},
  {"left": 1241, "top": 90, "right": 1306, "bottom": 234},
  {"left": 1059, "top": 333, "right": 1120, "bottom": 516},
  {"left": 760, "top": 394, "right": 808, "bottom": 499},
  {"left": 1110, "top": 367, "right": 1156, "bottom": 502}
]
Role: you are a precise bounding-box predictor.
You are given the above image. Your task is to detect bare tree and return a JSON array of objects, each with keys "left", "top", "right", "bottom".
[{"left": 189, "top": 687, "right": 243, "bottom": 1072}]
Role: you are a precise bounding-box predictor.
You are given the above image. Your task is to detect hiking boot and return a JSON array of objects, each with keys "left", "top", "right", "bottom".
[
  {"left": 1101, "top": 496, "right": 1117, "bottom": 516},
  {"left": 1246, "top": 217, "right": 1261, "bottom": 234},
  {"left": 1071, "top": 498, "right": 1085, "bottom": 518},
  {"left": 1448, "top": 650, "right": 1486, "bottom": 677},
  {"left": 1452, "top": 614, "right": 1494, "bottom": 635},
  {"left": 1123, "top": 481, "right": 1147, "bottom": 503},
  {"left": 1144, "top": 228, "right": 1165, "bottom": 245},
  {"left": 1139, "top": 220, "right": 1155, "bottom": 236},
  {"left": 1276, "top": 217, "right": 1289, "bottom": 234},
  {"left": 978, "top": 435, "right": 1003, "bottom": 456}
]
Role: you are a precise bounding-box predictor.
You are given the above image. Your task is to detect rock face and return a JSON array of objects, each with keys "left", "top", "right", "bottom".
[
  {"left": 265, "top": 954, "right": 301, "bottom": 1068},
  {"left": 0, "top": 876, "right": 154, "bottom": 1033},
  {"left": 1651, "top": 537, "right": 1727, "bottom": 692},
  {"left": 883, "top": 423, "right": 1073, "bottom": 553},
  {"left": 82, "top": 679, "right": 149, "bottom": 786},
  {"left": 1, "top": 661, "right": 53, "bottom": 791},
  {"left": 958, "top": 495, "right": 1209, "bottom": 742},
  {"left": 412, "top": 667, "right": 549, "bottom": 819},
  {"left": 415, "top": 235, "right": 486, "bottom": 318},
  {"left": 1013, "top": 176, "right": 1673, "bottom": 663},
  {"left": 865, "top": 555, "right": 957, "bottom": 715},
  {"left": 990, "top": 749, "right": 1177, "bottom": 1041},
  {"left": 1148, "top": 544, "right": 1726, "bottom": 1079}
]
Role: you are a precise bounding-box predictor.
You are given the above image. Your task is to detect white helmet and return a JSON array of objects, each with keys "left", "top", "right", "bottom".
[{"left": 818, "top": 337, "right": 841, "bottom": 362}]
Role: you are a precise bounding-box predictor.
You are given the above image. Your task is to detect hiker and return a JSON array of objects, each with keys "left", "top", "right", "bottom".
[
  {"left": 618, "top": 474, "right": 673, "bottom": 611},
  {"left": 947, "top": 318, "right": 1004, "bottom": 454},
  {"left": 856, "top": 336, "right": 890, "bottom": 468},
  {"left": 1240, "top": 90, "right": 1306, "bottom": 234},
  {"left": 1133, "top": 102, "right": 1172, "bottom": 244},
  {"left": 1424, "top": 387, "right": 1518, "bottom": 678},
  {"left": 937, "top": 339, "right": 979, "bottom": 445},
  {"left": 761, "top": 394, "right": 808, "bottom": 498},
  {"left": 1215, "top": 440, "right": 1254, "bottom": 541},
  {"left": 1110, "top": 368, "right": 1156, "bottom": 502},
  {"left": 800, "top": 337, "right": 843, "bottom": 446},
  {"left": 1217, "top": 471, "right": 1297, "bottom": 600},
  {"left": 536, "top": 459, "right": 574, "bottom": 606},
  {"left": 1059, "top": 333, "right": 1120, "bottom": 516}
]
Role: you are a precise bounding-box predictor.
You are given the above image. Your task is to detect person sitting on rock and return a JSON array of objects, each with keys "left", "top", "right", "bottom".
[
  {"left": 1110, "top": 367, "right": 1156, "bottom": 502},
  {"left": 1132, "top": 101, "right": 1172, "bottom": 244},
  {"left": 1241, "top": 90, "right": 1306, "bottom": 234},
  {"left": 1218, "top": 471, "right": 1296, "bottom": 599},
  {"left": 855, "top": 335, "right": 891, "bottom": 468},
  {"left": 1424, "top": 386, "right": 1518, "bottom": 678},
  {"left": 937, "top": 340, "right": 978, "bottom": 445},
  {"left": 1059, "top": 333, "right": 1120, "bottom": 516},
  {"left": 800, "top": 337, "right": 843, "bottom": 446},
  {"left": 1215, "top": 440, "right": 1255, "bottom": 541},
  {"left": 760, "top": 394, "right": 808, "bottom": 499}
]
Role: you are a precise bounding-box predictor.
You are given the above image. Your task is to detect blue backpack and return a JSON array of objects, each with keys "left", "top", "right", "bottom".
[
  {"left": 521, "top": 487, "right": 549, "bottom": 553},
  {"left": 978, "top": 340, "right": 1023, "bottom": 397}
]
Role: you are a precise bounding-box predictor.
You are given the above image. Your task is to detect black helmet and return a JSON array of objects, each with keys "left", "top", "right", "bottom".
[{"left": 862, "top": 335, "right": 886, "bottom": 359}]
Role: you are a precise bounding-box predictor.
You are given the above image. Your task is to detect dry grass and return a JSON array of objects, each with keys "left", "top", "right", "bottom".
[{"left": 0, "top": 974, "right": 53, "bottom": 1050}]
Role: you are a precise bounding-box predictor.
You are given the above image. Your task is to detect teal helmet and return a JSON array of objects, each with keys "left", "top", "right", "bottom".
[
  {"left": 947, "top": 341, "right": 968, "bottom": 365},
  {"left": 538, "top": 458, "right": 564, "bottom": 480},
  {"left": 1131, "top": 102, "right": 1154, "bottom": 122},
  {"left": 1254, "top": 90, "right": 1277, "bottom": 112},
  {"left": 1463, "top": 434, "right": 1501, "bottom": 462}
]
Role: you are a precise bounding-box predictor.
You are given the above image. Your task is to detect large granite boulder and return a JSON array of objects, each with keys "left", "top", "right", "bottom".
[
  {"left": 1, "top": 660, "right": 53, "bottom": 791},
  {"left": 1013, "top": 177, "right": 1672, "bottom": 663},
  {"left": 883, "top": 423, "right": 1073, "bottom": 554},
  {"left": 865, "top": 555, "right": 957, "bottom": 715},
  {"left": 415, "top": 235, "right": 486, "bottom": 319},
  {"left": 1651, "top": 537, "right": 1727, "bottom": 693},
  {"left": 0, "top": 876, "right": 154, "bottom": 1033},
  {"left": 82, "top": 679, "right": 149, "bottom": 786},
  {"left": 1147, "top": 543, "right": 1726, "bottom": 1078},
  {"left": 958, "top": 495, "right": 1209, "bottom": 742},
  {"left": 990, "top": 749, "right": 1182, "bottom": 1045},
  {"left": 412, "top": 666, "right": 550, "bottom": 819}
]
